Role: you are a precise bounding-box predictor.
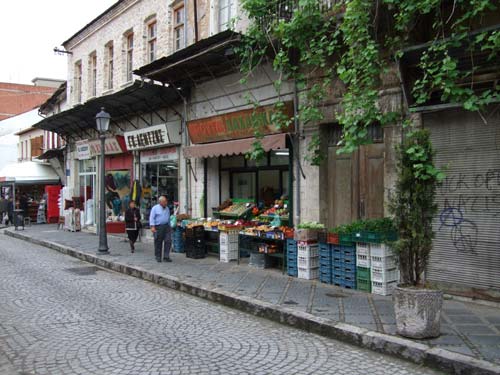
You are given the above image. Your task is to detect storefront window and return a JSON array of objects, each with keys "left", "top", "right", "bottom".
[
  {"left": 79, "top": 159, "right": 97, "bottom": 226},
  {"left": 221, "top": 155, "right": 245, "bottom": 169},
  {"left": 270, "top": 149, "right": 289, "bottom": 166},
  {"left": 231, "top": 172, "right": 256, "bottom": 200},
  {"left": 258, "top": 170, "right": 280, "bottom": 206},
  {"left": 142, "top": 161, "right": 178, "bottom": 221}
]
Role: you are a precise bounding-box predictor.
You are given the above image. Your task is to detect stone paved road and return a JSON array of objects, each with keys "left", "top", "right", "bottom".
[{"left": 0, "top": 234, "right": 441, "bottom": 375}]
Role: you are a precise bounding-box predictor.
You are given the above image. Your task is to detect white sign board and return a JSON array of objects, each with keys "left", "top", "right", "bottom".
[
  {"left": 140, "top": 147, "right": 178, "bottom": 163},
  {"left": 76, "top": 140, "right": 90, "bottom": 160},
  {"left": 124, "top": 124, "right": 170, "bottom": 151}
]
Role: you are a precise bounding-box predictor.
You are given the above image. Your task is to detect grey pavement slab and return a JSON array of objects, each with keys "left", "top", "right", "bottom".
[{"left": 5, "top": 224, "right": 500, "bottom": 371}]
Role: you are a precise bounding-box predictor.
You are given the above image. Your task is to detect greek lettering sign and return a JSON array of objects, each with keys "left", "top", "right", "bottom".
[
  {"left": 124, "top": 124, "right": 170, "bottom": 151},
  {"left": 187, "top": 102, "right": 294, "bottom": 144},
  {"left": 88, "top": 137, "right": 123, "bottom": 157},
  {"left": 140, "top": 146, "right": 178, "bottom": 163},
  {"left": 76, "top": 140, "right": 90, "bottom": 160}
]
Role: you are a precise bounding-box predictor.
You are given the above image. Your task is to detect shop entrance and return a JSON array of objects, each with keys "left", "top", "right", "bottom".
[
  {"left": 141, "top": 160, "right": 179, "bottom": 221},
  {"left": 79, "top": 159, "right": 97, "bottom": 226}
]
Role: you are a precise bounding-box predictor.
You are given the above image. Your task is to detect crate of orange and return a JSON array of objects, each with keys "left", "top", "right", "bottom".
[{"left": 327, "top": 232, "right": 340, "bottom": 245}]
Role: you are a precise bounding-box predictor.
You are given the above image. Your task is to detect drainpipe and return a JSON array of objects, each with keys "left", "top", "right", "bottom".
[
  {"left": 193, "top": 0, "right": 199, "bottom": 43},
  {"left": 184, "top": 0, "right": 188, "bottom": 47},
  {"left": 183, "top": 98, "right": 190, "bottom": 215},
  {"left": 293, "top": 80, "right": 301, "bottom": 226}
]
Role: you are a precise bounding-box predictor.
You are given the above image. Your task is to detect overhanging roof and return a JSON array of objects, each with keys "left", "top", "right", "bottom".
[
  {"left": 34, "top": 81, "right": 186, "bottom": 136},
  {"left": 134, "top": 30, "right": 242, "bottom": 86},
  {"left": 37, "top": 146, "right": 65, "bottom": 160},
  {"left": 0, "top": 161, "right": 60, "bottom": 185},
  {"left": 183, "top": 133, "right": 287, "bottom": 159}
]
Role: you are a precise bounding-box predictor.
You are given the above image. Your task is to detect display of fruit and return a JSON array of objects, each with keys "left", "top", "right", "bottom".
[{"left": 215, "top": 199, "right": 232, "bottom": 212}]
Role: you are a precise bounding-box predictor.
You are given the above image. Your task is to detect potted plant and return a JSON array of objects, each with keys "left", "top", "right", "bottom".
[{"left": 389, "top": 129, "right": 445, "bottom": 339}]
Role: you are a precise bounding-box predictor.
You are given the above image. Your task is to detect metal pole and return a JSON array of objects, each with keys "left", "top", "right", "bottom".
[{"left": 98, "top": 133, "right": 109, "bottom": 253}]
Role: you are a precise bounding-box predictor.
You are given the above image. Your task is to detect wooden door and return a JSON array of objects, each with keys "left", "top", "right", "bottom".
[
  {"left": 359, "top": 143, "right": 385, "bottom": 220},
  {"left": 327, "top": 143, "right": 384, "bottom": 227}
]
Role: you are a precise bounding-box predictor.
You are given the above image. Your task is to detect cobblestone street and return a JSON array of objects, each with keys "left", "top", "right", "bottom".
[{"left": 0, "top": 233, "right": 442, "bottom": 375}]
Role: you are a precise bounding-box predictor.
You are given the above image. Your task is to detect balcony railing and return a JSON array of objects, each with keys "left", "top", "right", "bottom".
[{"left": 257, "top": 0, "right": 339, "bottom": 29}]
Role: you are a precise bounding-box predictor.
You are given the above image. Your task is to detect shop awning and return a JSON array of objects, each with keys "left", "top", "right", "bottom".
[
  {"left": 183, "top": 133, "right": 287, "bottom": 159},
  {"left": 0, "top": 161, "right": 60, "bottom": 185},
  {"left": 33, "top": 81, "right": 187, "bottom": 137},
  {"left": 36, "top": 146, "right": 65, "bottom": 160},
  {"left": 134, "top": 30, "right": 242, "bottom": 86}
]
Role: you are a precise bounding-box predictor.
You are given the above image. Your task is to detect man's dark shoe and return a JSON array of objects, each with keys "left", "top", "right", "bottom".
[
  {"left": 156, "top": 257, "right": 162, "bottom": 262},
  {"left": 163, "top": 257, "right": 172, "bottom": 262}
]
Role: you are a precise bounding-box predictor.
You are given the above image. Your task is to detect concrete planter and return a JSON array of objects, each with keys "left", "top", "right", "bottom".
[{"left": 393, "top": 286, "right": 443, "bottom": 339}]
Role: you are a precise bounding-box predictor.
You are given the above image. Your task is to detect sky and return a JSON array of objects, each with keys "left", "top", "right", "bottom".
[{"left": 0, "top": 0, "right": 117, "bottom": 85}]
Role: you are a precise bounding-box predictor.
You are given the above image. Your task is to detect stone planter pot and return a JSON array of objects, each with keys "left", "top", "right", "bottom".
[{"left": 393, "top": 286, "right": 443, "bottom": 339}]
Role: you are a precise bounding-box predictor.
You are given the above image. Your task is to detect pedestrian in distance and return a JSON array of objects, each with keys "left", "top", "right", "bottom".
[
  {"left": 125, "top": 200, "right": 141, "bottom": 253},
  {"left": 149, "top": 195, "right": 172, "bottom": 263}
]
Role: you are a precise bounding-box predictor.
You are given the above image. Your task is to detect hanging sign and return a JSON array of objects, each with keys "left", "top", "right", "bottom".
[
  {"left": 76, "top": 140, "right": 90, "bottom": 160},
  {"left": 140, "top": 146, "right": 178, "bottom": 163},
  {"left": 88, "top": 137, "right": 123, "bottom": 157},
  {"left": 124, "top": 124, "right": 170, "bottom": 151},
  {"left": 187, "top": 102, "right": 294, "bottom": 144}
]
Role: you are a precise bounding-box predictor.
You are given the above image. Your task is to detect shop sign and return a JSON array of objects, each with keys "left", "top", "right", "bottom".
[
  {"left": 124, "top": 124, "right": 170, "bottom": 151},
  {"left": 140, "top": 146, "right": 178, "bottom": 163},
  {"left": 76, "top": 140, "right": 90, "bottom": 160},
  {"left": 88, "top": 137, "right": 123, "bottom": 157},
  {"left": 187, "top": 102, "right": 294, "bottom": 144}
]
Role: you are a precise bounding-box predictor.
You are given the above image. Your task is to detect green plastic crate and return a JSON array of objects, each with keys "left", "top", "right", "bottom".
[
  {"left": 356, "top": 277, "right": 371, "bottom": 293},
  {"left": 357, "top": 266, "right": 370, "bottom": 280}
]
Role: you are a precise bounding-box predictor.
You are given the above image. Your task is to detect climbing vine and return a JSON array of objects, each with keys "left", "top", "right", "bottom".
[{"left": 237, "top": 0, "right": 500, "bottom": 166}]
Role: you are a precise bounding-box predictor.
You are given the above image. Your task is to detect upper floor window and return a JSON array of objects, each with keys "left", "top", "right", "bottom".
[
  {"left": 106, "top": 43, "right": 114, "bottom": 90},
  {"left": 74, "top": 61, "right": 82, "bottom": 103},
  {"left": 89, "top": 52, "right": 97, "bottom": 97},
  {"left": 126, "top": 33, "right": 134, "bottom": 82},
  {"left": 174, "top": 6, "right": 185, "bottom": 51},
  {"left": 147, "top": 21, "right": 157, "bottom": 62},
  {"left": 219, "top": 0, "right": 236, "bottom": 31}
]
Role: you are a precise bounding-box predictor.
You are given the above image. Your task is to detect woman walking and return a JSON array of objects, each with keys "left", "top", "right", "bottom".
[{"left": 125, "top": 200, "right": 141, "bottom": 252}]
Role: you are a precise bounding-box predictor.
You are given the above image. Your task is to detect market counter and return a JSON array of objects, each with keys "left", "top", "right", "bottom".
[{"left": 106, "top": 221, "right": 126, "bottom": 234}]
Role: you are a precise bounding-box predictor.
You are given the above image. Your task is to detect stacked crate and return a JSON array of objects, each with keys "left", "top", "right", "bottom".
[
  {"left": 286, "top": 239, "right": 298, "bottom": 276},
  {"left": 297, "top": 241, "right": 319, "bottom": 280},
  {"left": 185, "top": 225, "right": 205, "bottom": 259},
  {"left": 172, "top": 227, "right": 185, "bottom": 253},
  {"left": 219, "top": 230, "right": 239, "bottom": 262},
  {"left": 356, "top": 242, "right": 371, "bottom": 292},
  {"left": 370, "top": 243, "right": 399, "bottom": 295},
  {"left": 332, "top": 245, "right": 357, "bottom": 289},
  {"left": 319, "top": 243, "right": 333, "bottom": 284}
]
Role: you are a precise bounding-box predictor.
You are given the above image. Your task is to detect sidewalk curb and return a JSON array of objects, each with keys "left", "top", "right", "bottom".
[{"left": 6, "top": 229, "right": 500, "bottom": 375}]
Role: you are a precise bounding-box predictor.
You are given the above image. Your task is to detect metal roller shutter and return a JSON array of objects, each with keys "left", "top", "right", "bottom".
[{"left": 424, "top": 106, "right": 500, "bottom": 293}]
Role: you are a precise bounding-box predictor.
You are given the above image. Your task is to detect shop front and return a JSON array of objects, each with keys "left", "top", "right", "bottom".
[
  {"left": 124, "top": 123, "right": 181, "bottom": 227},
  {"left": 182, "top": 103, "right": 295, "bottom": 268},
  {"left": 76, "top": 137, "right": 129, "bottom": 229}
]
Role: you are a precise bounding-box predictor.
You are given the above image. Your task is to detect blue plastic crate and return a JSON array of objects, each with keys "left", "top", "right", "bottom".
[
  {"left": 319, "top": 258, "right": 332, "bottom": 268},
  {"left": 287, "top": 265, "right": 298, "bottom": 277},
  {"left": 286, "top": 239, "right": 297, "bottom": 250},
  {"left": 320, "top": 273, "right": 333, "bottom": 284},
  {"left": 319, "top": 264, "right": 333, "bottom": 275},
  {"left": 340, "top": 257, "right": 356, "bottom": 267},
  {"left": 343, "top": 271, "right": 356, "bottom": 281},
  {"left": 341, "top": 279, "right": 357, "bottom": 289},
  {"left": 342, "top": 264, "right": 356, "bottom": 274}
]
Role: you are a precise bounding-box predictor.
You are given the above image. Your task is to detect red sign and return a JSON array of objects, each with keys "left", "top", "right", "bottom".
[{"left": 187, "top": 102, "right": 294, "bottom": 144}]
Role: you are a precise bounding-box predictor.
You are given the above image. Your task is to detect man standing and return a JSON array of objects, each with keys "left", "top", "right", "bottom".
[{"left": 149, "top": 195, "right": 172, "bottom": 263}]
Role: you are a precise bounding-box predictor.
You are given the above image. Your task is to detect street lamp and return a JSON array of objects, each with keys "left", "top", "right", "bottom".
[{"left": 96, "top": 107, "right": 110, "bottom": 254}]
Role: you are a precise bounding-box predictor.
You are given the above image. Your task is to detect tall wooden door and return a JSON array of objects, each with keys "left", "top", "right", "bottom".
[{"left": 327, "top": 125, "right": 385, "bottom": 228}]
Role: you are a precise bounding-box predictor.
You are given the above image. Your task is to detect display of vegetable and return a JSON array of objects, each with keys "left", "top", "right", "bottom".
[
  {"left": 297, "top": 221, "right": 325, "bottom": 230},
  {"left": 330, "top": 218, "right": 395, "bottom": 235}
]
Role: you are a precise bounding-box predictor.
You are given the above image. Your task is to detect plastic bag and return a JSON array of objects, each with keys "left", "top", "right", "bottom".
[
  {"left": 170, "top": 214, "right": 177, "bottom": 228},
  {"left": 270, "top": 214, "right": 281, "bottom": 227}
]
